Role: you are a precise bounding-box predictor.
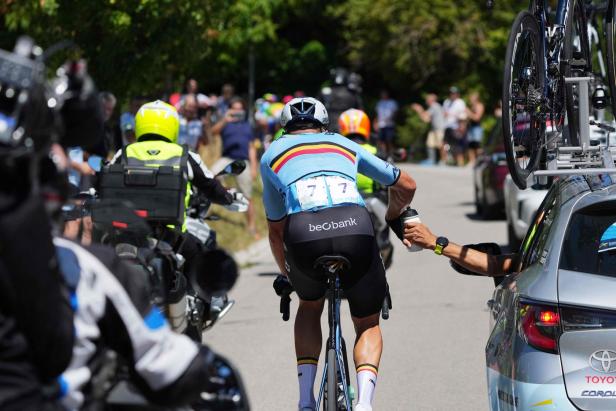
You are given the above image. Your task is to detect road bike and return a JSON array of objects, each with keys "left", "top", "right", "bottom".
[
  {"left": 279, "top": 255, "right": 392, "bottom": 410},
  {"left": 500, "top": 0, "right": 616, "bottom": 188}
]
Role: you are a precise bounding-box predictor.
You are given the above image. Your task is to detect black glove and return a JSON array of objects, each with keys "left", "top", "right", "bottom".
[
  {"left": 273, "top": 274, "right": 293, "bottom": 297},
  {"left": 386, "top": 215, "right": 404, "bottom": 241},
  {"left": 386, "top": 207, "right": 417, "bottom": 241}
]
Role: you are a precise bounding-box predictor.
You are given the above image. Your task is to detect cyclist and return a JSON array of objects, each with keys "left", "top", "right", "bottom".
[
  {"left": 338, "top": 108, "right": 394, "bottom": 268},
  {"left": 261, "top": 97, "right": 416, "bottom": 411},
  {"left": 109, "top": 100, "right": 247, "bottom": 289}
]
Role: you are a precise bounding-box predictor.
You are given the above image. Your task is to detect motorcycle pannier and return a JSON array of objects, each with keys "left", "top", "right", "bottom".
[{"left": 99, "top": 163, "right": 187, "bottom": 226}]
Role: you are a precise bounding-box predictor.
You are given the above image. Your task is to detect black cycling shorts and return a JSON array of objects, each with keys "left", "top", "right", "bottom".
[{"left": 284, "top": 205, "right": 386, "bottom": 318}]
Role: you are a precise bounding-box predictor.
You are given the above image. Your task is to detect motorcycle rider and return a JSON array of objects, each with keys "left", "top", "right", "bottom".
[
  {"left": 0, "top": 37, "right": 248, "bottom": 410},
  {"left": 109, "top": 100, "right": 247, "bottom": 303},
  {"left": 262, "top": 97, "right": 416, "bottom": 411},
  {"left": 320, "top": 68, "right": 363, "bottom": 132},
  {"left": 338, "top": 108, "right": 394, "bottom": 268}
]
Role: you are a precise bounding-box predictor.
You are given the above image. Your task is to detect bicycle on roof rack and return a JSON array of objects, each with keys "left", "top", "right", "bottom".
[{"left": 499, "top": 0, "right": 616, "bottom": 188}]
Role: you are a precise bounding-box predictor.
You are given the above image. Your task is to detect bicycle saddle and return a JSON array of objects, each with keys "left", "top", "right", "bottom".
[{"left": 313, "top": 255, "right": 352, "bottom": 273}]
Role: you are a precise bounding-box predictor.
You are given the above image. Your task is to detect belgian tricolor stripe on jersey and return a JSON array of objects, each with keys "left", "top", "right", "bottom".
[{"left": 269, "top": 142, "right": 356, "bottom": 174}]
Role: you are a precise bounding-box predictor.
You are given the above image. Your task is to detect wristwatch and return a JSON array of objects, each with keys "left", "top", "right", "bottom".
[{"left": 434, "top": 236, "right": 449, "bottom": 255}]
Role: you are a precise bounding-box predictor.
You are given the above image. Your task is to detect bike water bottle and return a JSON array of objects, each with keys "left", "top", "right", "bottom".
[{"left": 401, "top": 208, "right": 422, "bottom": 252}]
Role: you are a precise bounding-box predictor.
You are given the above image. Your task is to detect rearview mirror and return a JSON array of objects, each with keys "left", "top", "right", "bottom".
[{"left": 217, "top": 160, "right": 246, "bottom": 177}]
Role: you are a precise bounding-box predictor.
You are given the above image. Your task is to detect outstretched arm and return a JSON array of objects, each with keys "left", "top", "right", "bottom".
[{"left": 404, "top": 222, "right": 519, "bottom": 277}]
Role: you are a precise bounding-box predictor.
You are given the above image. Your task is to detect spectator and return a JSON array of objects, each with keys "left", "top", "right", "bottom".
[
  {"left": 466, "top": 92, "right": 485, "bottom": 164},
  {"left": 180, "top": 77, "right": 213, "bottom": 111},
  {"left": 120, "top": 97, "right": 144, "bottom": 146},
  {"left": 375, "top": 89, "right": 399, "bottom": 157},
  {"left": 178, "top": 94, "right": 207, "bottom": 150},
  {"left": 412, "top": 93, "right": 446, "bottom": 165},
  {"left": 120, "top": 114, "right": 136, "bottom": 145},
  {"left": 99, "top": 91, "right": 121, "bottom": 158},
  {"left": 443, "top": 86, "right": 467, "bottom": 166},
  {"left": 211, "top": 97, "right": 259, "bottom": 238},
  {"left": 214, "top": 83, "right": 236, "bottom": 122}
]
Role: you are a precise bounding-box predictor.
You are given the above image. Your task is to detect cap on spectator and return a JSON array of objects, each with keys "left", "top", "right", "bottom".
[{"left": 120, "top": 112, "right": 135, "bottom": 133}]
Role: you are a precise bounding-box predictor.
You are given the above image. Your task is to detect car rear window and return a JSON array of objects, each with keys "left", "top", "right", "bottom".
[{"left": 560, "top": 201, "right": 616, "bottom": 276}]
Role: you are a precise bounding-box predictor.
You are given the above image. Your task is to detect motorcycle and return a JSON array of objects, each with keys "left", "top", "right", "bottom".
[{"left": 87, "top": 196, "right": 248, "bottom": 410}]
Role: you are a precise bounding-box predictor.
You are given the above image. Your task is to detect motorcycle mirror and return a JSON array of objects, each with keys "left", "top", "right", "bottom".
[
  {"left": 217, "top": 160, "right": 246, "bottom": 177},
  {"left": 196, "top": 353, "right": 250, "bottom": 410},
  {"left": 189, "top": 248, "right": 239, "bottom": 297}
]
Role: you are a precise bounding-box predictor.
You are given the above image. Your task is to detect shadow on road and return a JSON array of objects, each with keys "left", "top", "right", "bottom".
[{"left": 257, "top": 272, "right": 279, "bottom": 277}]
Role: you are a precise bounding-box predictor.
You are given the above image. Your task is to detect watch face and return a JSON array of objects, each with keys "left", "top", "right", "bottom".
[{"left": 437, "top": 236, "right": 449, "bottom": 248}]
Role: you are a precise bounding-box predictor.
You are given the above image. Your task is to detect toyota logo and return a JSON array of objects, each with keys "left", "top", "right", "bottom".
[{"left": 590, "top": 350, "right": 616, "bottom": 374}]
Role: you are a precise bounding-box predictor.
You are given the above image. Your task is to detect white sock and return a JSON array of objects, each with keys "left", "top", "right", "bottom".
[
  {"left": 297, "top": 358, "right": 318, "bottom": 409},
  {"left": 356, "top": 364, "right": 378, "bottom": 408}
]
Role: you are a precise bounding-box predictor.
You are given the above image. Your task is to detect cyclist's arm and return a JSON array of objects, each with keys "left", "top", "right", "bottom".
[
  {"left": 261, "top": 159, "right": 288, "bottom": 276},
  {"left": 404, "top": 222, "right": 519, "bottom": 277},
  {"left": 354, "top": 143, "right": 417, "bottom": 218},
  {"left": 267, "top": 219, "right": 288, "bottom": 276}
]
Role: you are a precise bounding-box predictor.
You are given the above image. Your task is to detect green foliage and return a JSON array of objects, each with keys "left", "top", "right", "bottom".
[{"left": 0, "top": 0, "right": 522, "bottom": 108}]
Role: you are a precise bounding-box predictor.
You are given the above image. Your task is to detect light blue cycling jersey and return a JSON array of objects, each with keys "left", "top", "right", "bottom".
[{"left": 260, "top": 132, "right": 400, "bottom": 221}]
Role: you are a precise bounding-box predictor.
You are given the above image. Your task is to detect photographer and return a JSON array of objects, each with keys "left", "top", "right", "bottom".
[{"left": 211, "top": 97, "right": 259, "bottom": 238}]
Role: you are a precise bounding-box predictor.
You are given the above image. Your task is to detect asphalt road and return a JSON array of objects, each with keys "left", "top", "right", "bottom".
[{"left": 207, "top": 164, "right": 505, "bottom": 411}]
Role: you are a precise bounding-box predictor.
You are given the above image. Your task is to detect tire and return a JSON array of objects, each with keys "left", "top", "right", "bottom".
[
  {"left": 564, "top": 0, "right": 590, "bottom": 147},
  {"left": 607, "top": 0, "right": 616, "bottom": 113},
  {"left": 474, "top": 187, "right": 484, "bottom": 216},
  {"left": 326, "top": 349, "right": 338, "bottom": 411},
  {"left": 502, "top": 11, "right": 545, "bottom": 189}
]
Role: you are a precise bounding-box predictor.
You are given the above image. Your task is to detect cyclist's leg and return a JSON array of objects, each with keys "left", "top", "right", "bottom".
[
  {"left": 343, "top": 242, "right": 386, "bottom": 411},
  {"left": 285, "top": 237, "right": 328, "bottom": 410}
]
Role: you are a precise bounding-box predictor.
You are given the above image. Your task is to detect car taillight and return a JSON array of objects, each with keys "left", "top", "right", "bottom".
[
  {"left": 560, "top": 305, "right": 616, "bottom": 332},
  {"left": 518, "top": 301, "right": 562, "bottom": 354}
]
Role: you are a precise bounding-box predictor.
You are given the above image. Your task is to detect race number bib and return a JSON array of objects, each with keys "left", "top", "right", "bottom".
[
  {"left": 327, "top": 175, "right": 360, "bottom": 205},
  {"left": 295, "top": 176, "right": 359, "bottom": 211},
  {"left": 296, "top": 177, "right": 329, "bottom": 210}
]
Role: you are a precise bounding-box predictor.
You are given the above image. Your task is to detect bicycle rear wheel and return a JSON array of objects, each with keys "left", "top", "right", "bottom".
[
  {"left": 606, "top": 0, "right": 616, "bottom": 113},
  {"left": 502, "top": 11, "right": 546, "bottom": 189},
  {"left": 326, "top": 348, "right": 338, "bottom": 411},
  {"left": 564, "top": 0, "right": 591, "bottom": 147}
]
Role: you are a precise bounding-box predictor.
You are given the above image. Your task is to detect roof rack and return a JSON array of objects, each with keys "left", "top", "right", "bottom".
[{"left": 532, "top": 76, "right": 616, "bottom": 179}]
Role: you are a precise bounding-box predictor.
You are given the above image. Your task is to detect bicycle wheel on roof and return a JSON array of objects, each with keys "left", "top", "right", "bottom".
[{"left": 502, "top": 11, "right": 546, "bottom": 189}]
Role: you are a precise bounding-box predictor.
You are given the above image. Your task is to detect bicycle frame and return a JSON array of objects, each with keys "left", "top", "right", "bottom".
[
  {"left": 316, "top": 271, "right": 352, "bottom": 411},
  {"left": 530, "top": 0, "right": 573, "bottom": 104}
]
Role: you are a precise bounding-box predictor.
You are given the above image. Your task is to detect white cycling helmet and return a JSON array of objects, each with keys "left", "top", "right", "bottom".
[{"left": 280, "top": 97, "right": 329, "bottom": 131}]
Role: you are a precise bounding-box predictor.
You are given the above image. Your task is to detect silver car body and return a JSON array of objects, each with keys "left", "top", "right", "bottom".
[
  {"left": 487, "top": 175, "right": 616, "bottom": 411},
  {"left": 504, "top": 174, "right": 548, "bottom": 249}
]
